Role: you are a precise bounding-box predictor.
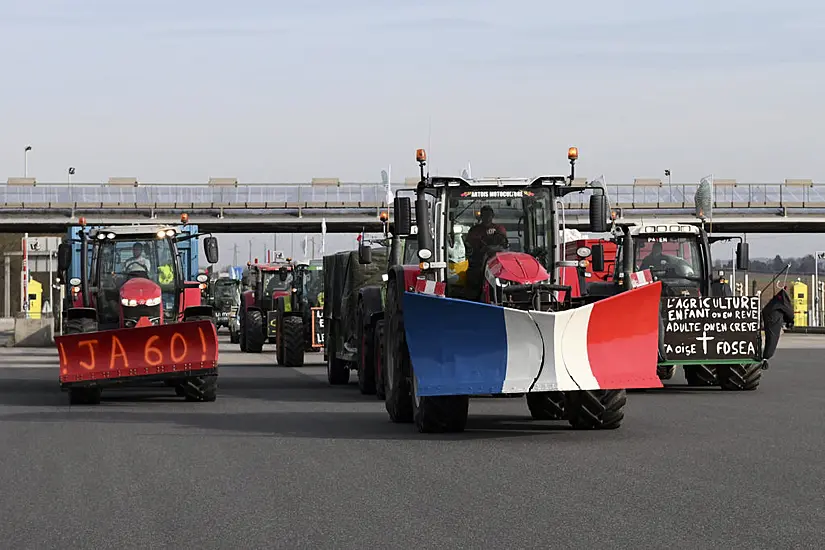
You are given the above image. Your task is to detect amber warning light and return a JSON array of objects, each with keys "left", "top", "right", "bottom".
[
  {"left": 568, "top": 147, "right": 579, "bottom": 161},
  {"left": 416, "top": 149, "right": 427, "bottom": 162}
]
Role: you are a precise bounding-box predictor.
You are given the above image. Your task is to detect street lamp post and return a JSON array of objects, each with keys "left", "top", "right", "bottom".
[
  {"left": 664, "top": 169, "right": 672, "bottom": 201},
  {"left": 68, "top": 167, "right": 76, "bottom": 217},
  {"left": 24, "top": 145, "right": 32, "bottom": 177}
]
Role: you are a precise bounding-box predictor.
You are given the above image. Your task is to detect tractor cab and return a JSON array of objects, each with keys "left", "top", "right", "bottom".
[
  {"left": 59, "top": 222, "right": 219, "bottom": 331},
  {"left": 392, "top": 146, "right": 609, "bottom": 311}
]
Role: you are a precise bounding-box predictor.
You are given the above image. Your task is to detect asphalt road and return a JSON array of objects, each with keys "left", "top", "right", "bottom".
[{"left": 0, "top": 333, "right": 822, "bottom": 549}]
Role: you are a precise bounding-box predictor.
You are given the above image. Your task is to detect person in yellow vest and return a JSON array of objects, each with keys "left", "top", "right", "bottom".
[
  {"left": 316, "top": 291, "right": 324, "bottom": 308},
  {"left": 158, "top": 263, "right": 174, "bottom": 286}
]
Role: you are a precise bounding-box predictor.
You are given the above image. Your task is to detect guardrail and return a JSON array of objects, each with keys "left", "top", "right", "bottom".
[{"left": 0, "top": 182, "right": 824, "bottom": 209}]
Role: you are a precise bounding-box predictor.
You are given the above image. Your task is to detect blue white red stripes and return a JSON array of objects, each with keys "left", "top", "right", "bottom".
[{"left": 401, "top": 281, "right": 663, "bottom": 397}]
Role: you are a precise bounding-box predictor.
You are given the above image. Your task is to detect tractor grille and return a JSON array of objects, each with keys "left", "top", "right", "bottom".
[{"left": 123, "top": 304, "right": 161, "bottom": 327}]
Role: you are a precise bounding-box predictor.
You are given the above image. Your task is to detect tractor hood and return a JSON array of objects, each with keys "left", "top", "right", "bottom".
[
  {"left": 120, "top": 278, "right": 162, "bottom": 305},
  {"left": 485, "top": 251, "right": 548, "bottom": 285}
]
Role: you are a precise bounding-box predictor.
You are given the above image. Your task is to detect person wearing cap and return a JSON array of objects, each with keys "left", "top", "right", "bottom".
[
  {"left": 466, "top": 205, "right": 507, "bottom": 250},
  {"left": 122, "top": 243, "right": 151, "bottom": 273}
]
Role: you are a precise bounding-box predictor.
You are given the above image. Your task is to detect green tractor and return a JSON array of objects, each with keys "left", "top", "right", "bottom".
[
  {"left": 213, "top": 277, "right": 242, "bottom": 343},
  {"left": 273, "top": 260, "right": 325, "bottom": 367}
]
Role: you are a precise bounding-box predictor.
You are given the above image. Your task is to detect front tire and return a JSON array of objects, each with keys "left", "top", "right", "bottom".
[
  {"left": 374, "top": 320, "right": 386, "bottom": 401},
  {"left": 65, "top": 317, "right": 97, "bottom": 335},
  {"left": 281, "top": 316, "right": 305, "bottom": 367},
  {"left": 182, "top": 375, "right": 218, "bottom": 402},
  {"left": 68, "top": 386, "right": 102, "bottom": 405},
  {"left": 384, "top": 278, "right": 413, "bottom": 423},
  {"left": 411, "top": 364, "right": 469, "bottom": 433},
  {"left": 564, "top": 390, "right": 626, "bottom": 430},
  {"left": 526, "top": 392, "right": 565, "bottom": 420},
  {"left": 243, "top": 310, "right": 265, "bottom": 353},
  {"left": 684, "top": 364, "right": 717, "bottom": 386},
  {"left": 716, "top": 363, "right": 761, "bottom": 391},
  {"left": 356, "top": 301, "right": 376, "bottom": 395},
  {"left": 657, "top": 365, "right": 675, "bottom": 380},
  {"left": 326, "top": 324, "right": 350, "bottom": 385}
]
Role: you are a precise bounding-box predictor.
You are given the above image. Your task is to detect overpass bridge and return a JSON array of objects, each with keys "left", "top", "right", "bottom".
[{"left": 2, "top": 177, "right": 824, "bottom": 234}]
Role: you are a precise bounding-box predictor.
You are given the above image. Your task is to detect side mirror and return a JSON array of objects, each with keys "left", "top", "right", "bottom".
[
  {"left": 591, "top": 244, "right": 605, "bottom": 273},
  {"left": 736, "top": 242, "right": 749, "bottom": 271},
  {"left": 279, "top": 267, "right": 288, "bottom": 281},
  {"left": 358, "top": 244, "right": 372, "bottom": 264},
  {"left": 393, "top": 196, "right": 412, "bottom": 235},
  {"left": 589, "top": 194, "right": 608, "bottom": 233},
  {"left": 203, "top": 236, "right": 219, "bottom": 264},
  {"left": 57, "top": 243, "right": 72, "bottom": 272}
]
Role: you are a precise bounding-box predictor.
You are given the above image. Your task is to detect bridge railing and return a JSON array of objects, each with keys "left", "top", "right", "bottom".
[{"left": 1, "top": 182, "right": 824, "bottom": 209}]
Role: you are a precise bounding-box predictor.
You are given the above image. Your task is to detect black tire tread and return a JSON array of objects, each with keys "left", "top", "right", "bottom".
[
  {"left": 357, "top": 302, "right": 376, "bottom": 395},
  {"left": 244, "top": 310, "right": 265, "bottom": 353},
  {"left": 526, "top": 391, "right": 565, "bottom": 420},
  {"left": 564, "top": 389, "right": 626, "bottom": 430},
  {"left": 68, "top": 387, "right": 102, "bottom": 405},
  {"left": 384, "top": 278, "right": 413, "bottom": 423},
  {"left": 374, "top": 320, "right": 386, "bottom": 401},
  {"left": 684, "top": 364, "right": 717, "bottom": 386},
  {"left": 717, "top": 363, "right": 761, "bottom": 391},
  {"left": 182, "top": 375, "right": 218, "bottom": 402},
  {"left": 282, "top": 316, "right": 305, "bottom": 367},
  {"left": 414, "top": 392, "right": 470, "bottom": 433},
  {"left": 65, "top": 317, "right": 97, "bottom": 335},
  {"left": 657, "top": 365, "right": 675, "bottom": 380}
]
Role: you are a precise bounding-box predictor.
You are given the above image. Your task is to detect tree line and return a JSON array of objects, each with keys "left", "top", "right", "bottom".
[{"left": 714, "top": 255, "right": 819, "bottom": 274}]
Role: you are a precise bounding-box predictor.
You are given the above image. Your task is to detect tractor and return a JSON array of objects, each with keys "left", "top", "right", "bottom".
[
  {"left": 593, "top": 219, "right": 781, "bottom": 390},
  {"left": 238, "top": 261, "right": 295, "bottom": 353},
  {"left": 379, "top": 147, "right": 665, "bottom": 434},
  {"left": 272, "top": 259, "right": 325, "bottom": 367},
  {"left": 54, "top": 216, "right": 221, "bottom": 405},
  {"left": 213, "top": 277, "right": 242, "bottom": 343}
]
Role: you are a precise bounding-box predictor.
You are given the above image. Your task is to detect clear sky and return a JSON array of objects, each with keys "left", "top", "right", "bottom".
[{"left": 2, "top": 0, "right": 824, "bottom": 261}]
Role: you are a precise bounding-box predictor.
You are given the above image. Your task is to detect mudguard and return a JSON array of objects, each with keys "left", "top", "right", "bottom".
[
  {"left": 402, "top": 281, "right": 663, "bottom": 396},
  {"left": 56, "top": 320, "right": 219, "bottom": 384}
]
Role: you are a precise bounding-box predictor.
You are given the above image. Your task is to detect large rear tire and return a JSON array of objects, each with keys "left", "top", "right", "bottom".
[
  {"left": 526, "top": 392, "right": 565, "bottom": 420},
  {"left": 657, "top": 365, "right": 675, "bottom": 380},
  {"left": 564, "top": 390, "right": 626, "bottom": 430},
  {"left": 282, "top": 316, "right": 305, "bottom": 367},
  {"left": 374, "top": 320, "right": 386, "bottom": 401},
  {"left": 716, "top": 363, "right": 761, "bottom": 391},
  {"left": 182, "top": 375, "right": 217, "bottom": 402},
  {"left": 684, "top": 364, "right": 717, "bottom": 386},
  {"left": 411, "top": 364, "right": 469, "bottom": 433},
  {"left": 243, "top": 310, "right": 265, "bottom": 353},
  {"left": 384, "top": 278, "right": 413, "bottom": 423},
  {"left": 356, "top": 301, "right": 376, "bottom": 395}
]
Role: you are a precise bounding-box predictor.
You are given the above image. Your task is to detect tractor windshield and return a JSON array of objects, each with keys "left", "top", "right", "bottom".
[
  {"left": 97, "top": 237, "right": 177, "bottom": 288},
  {"left": 447, "top": 187, "right": 549, "bottom": 263},
  {"left": 263, "top": 269, "right": 292, "bottom": 294},
  {"left": 302, "top": 268, "right": 323, "bottom": 306},
  {"left": 215, "top": 281, "right": 240, "bottom": 302},
  {"left": 633, "top": 235, "right": 703, "bottom": 280}
]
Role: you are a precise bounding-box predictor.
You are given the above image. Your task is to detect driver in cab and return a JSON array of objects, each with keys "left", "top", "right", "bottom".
[
  {"left": 638, "top": 241, "right": 668, "bottom": 271},
  {"left": 466, "top": 205, "right": 507, "bottom": 250},
  {"left": 123, "top": 243, "right": 152, "bottom": 274}
]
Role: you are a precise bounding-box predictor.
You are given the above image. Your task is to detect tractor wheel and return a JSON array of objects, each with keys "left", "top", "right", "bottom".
[
  {"left": 657, "top": 365, "right": 675, "bottom": 380},
  {"left": 374, "top": 320, "right": 386, "bottom": 401},
  {"left": 65, "top": 317, "right": 97, "bottom": 335},
  {"left": 356, "top": 302, "right": 376, "bottom": 395},
  {"left": 184, "top": 314, "right": 211, "bottom": 324},
  {"left": 384, "top": 278, "right": 414, "bottom": 423},
  {"left": 411, "top": 364, "right": 469, "bottom": 433},
  {"left": 716, "top": 363, "right": 761, "bottom": 391},
  {"left": 68, "top": 387, "right": 102, "bottom": 405},
  {"left": 526, "top": 392, "right": 566, "bottom": 420},
  {"left": 564, "top": 390, "right": 626, "bottom": 430},
  {"left": 683, "top": 364, "right": 717, "bottom": 386},
  {"left": 281, "top": 316, "right": 305, "bottom": 367},
  {"left": 243, "top": 310, "right": 265, "bottom": 353},
  {"left": 182, "top": 375, "right": 218, "bottom": 402},
  {"left": 326, "top": 326, "right": 350, "bottom": 385}
]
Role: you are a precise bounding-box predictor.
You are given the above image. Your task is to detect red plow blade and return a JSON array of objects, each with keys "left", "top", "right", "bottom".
[{"left": 55, "top": 320, "right": 219, "bottom": 385}]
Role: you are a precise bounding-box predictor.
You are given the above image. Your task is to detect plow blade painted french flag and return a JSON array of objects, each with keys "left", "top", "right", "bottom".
[{"left": 402, "top": 281, "right": 664, "bottom": 397}]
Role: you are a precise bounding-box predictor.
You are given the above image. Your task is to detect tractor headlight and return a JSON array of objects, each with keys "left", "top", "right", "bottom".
[
  {"left": 145, "top": 297, "right": 162, "bottom": 306},
  {"left": 121, "top": 298, "right": 138, "bottom": 307}
]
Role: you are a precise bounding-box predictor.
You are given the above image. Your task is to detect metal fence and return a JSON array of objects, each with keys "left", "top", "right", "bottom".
[{"left": 0, "top": 182, "right": 823, "bottom": 209}]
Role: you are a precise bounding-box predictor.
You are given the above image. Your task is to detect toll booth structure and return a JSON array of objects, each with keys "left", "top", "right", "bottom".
[{"left": 789, "top": 279, "right": 808, "bottom": 327}]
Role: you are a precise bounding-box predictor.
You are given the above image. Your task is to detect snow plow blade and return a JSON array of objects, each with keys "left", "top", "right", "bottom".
[
  {"left": 402, "top": 282, "right": 663, "bottom": 397},
  {"left": 56, "top": 320, "right": 219, "bottom": 385}
]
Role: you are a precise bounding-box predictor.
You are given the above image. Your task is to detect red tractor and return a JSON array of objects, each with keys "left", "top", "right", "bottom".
[
  {"left": 54, "top": 217, "right": 221, "bottom": 405},
  {"left": 238, "top": 260, "right": 295, "bottom": 353},
  {"left": 378, "top": 147, "right": 664, "bottom": 433}
]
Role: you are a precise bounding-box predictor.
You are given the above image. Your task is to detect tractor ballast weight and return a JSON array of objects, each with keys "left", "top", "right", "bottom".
[
  {"left": 380, "top": 147, "right": 663, "bottom": 434},
  {"left": 54, "top": 218, "right": 221, "bottom": 405}
]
